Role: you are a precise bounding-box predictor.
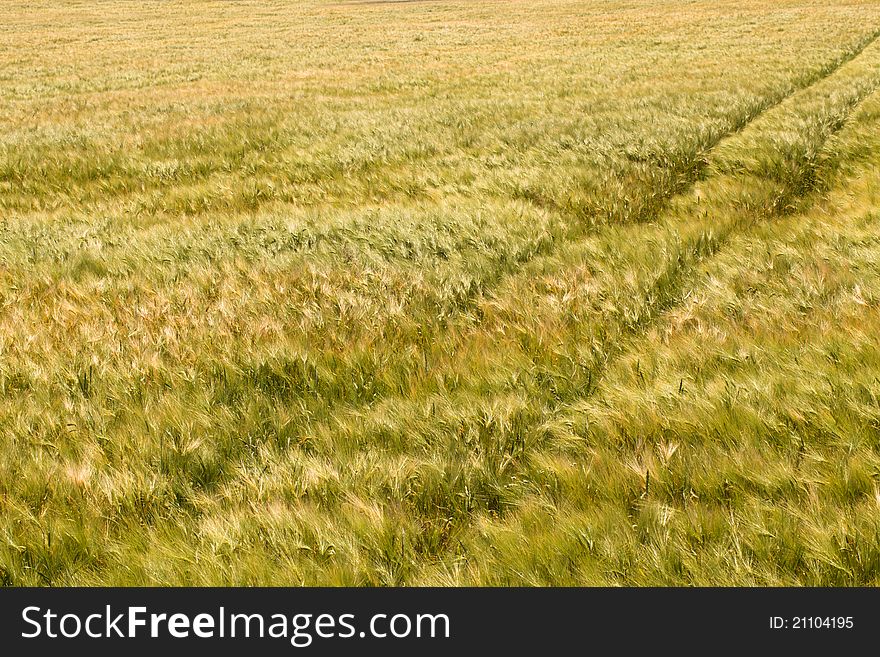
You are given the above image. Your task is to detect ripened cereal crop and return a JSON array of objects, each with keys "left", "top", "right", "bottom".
[{"left": 2, "top": 0, "right": 880, "bottom": 585}]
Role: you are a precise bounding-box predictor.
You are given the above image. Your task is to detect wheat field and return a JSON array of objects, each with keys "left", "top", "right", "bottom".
[{"left": 3, "top": 0, "right": 880, "bottom": 585}]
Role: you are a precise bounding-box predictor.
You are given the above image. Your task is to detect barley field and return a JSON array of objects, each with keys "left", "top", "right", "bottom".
[{"left": 3, "top": 0, "right": 880, "bottom": 585}]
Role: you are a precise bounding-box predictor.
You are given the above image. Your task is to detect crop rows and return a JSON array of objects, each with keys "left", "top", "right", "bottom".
[{"left": 2, "top": 0, "right": 880, "bottom": 584}]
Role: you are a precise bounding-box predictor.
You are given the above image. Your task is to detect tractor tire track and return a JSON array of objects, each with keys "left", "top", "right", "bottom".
[
  {"left": 325, "top": 30, "right": 880, "bottom": 440},
  {"left": 440, "top": 28, "right": 880, "bottom": 317},
  {"left": 547, "top": 55, "right": 880, "bottom": 422},
  {"left": 144, "top": 31, "right": 880, "bottom": 496},
  {"left": 241, "top": 28, "right": 880, "bottom": 450}
]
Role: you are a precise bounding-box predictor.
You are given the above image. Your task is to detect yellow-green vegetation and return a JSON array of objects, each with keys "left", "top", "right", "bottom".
[{"left": 2, "top": 0, "right": 880, "bottom": 585}]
